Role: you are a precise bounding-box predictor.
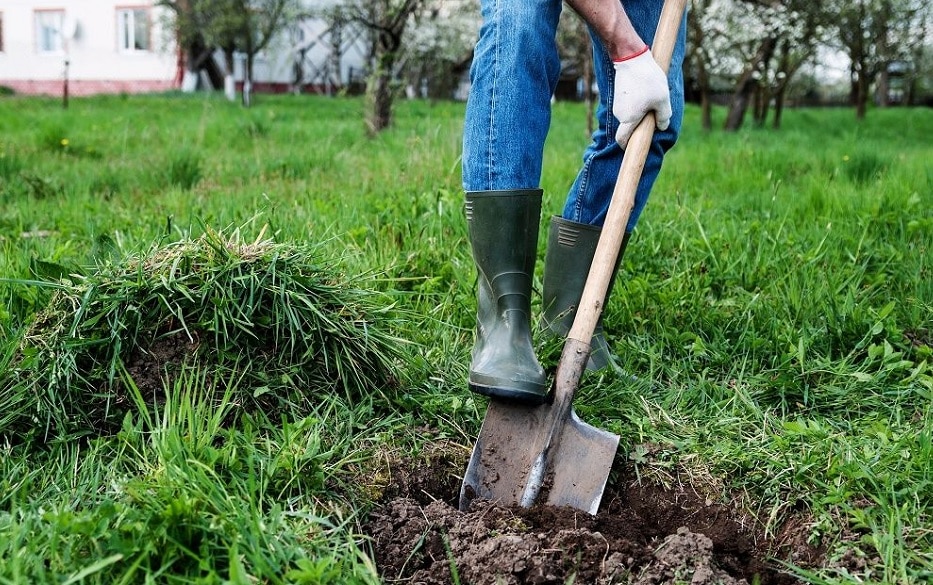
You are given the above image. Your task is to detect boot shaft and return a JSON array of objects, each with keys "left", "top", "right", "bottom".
[
  {"left": 465, "top": 190, "right": 542, "bottom": 285},
  {"left": 542, "top": 216, "right": 630, "bottom": 371},
  {"left": 465, "top": 189, "right": 547, "bottom": 403}
]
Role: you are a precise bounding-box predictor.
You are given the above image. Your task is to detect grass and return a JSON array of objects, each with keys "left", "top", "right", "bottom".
[
  {"left": 0, "top": 92, "right": 931, "bottom": 583},
  {"left": 1, "top": 224, "right": 412, "bottom": 442},
  {"left": 1, "top": 374, "right": 388, "bottom": 584}
]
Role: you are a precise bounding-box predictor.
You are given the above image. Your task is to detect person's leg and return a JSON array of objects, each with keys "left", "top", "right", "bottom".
[
  {"left": 562, "top": 0, "right": 686, "bottom": 227},
  {"left": 462, "top": 0, "right": 563, "bottom": 403},
  {"left": 543, "top": 1, "right": 687, "bottom": 371},
  {"left": 462, "top": 0, "right": 563, "bottom": 191}
]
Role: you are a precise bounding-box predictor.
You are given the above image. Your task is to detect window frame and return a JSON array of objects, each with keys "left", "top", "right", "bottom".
[
  {"left": 35, "top": 8, "right": 66, "bottom": 55},
  {"left": 0, "top": 12, "right": 5, "bottom": 53},
  {"left": 116, "top": 6, "right": 152, "bottom": 53}
]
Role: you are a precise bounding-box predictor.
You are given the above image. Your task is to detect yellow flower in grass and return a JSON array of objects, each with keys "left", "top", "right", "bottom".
[{"left": 60, "top": 138, "right": 69, "bottom": 147}]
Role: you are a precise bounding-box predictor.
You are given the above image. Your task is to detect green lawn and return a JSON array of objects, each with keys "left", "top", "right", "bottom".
[{"left": 0, "top": 93, "right": 931, "bottom": 584}]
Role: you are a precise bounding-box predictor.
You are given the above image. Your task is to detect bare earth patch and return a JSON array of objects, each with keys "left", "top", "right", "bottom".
[{"left": 364, "top": 445, "right": 823, "bottom": 584}]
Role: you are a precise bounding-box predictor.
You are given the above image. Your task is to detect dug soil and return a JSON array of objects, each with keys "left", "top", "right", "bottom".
[{"left": 364, "top": 442, "right": 823, "bottom": 584}]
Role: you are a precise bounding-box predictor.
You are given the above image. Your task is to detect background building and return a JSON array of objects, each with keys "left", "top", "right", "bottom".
[{"left": 0, "top": 0, "right": 368, "bottom": 96}]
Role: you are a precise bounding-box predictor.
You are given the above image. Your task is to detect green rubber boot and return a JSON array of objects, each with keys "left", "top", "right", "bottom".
[
  {"left": 465, "top": 190, "right": 548, "bottom": 404},
  {"left": 541, "top": 216, "right": 631, "bottom": 372}
]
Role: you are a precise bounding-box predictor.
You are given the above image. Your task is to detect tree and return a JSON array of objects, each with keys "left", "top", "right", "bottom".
[
  {"left": 830, "top": 0, "right": 930, "bottom": 118},
  {"left": 681, "top": 0, "right": 781, "bottom": 132},
  {"left": 400, "top": 0, "right": 476, "bottom": 101},
  {"left": 835, "top": 0, "right": 886, "bottom": 119},
  {"left": 326, "top": 0, "right": 427, "bottom": 134},
  {"left": 757, "top": 1, "right": 831, "bottom": 129},
  {"left": 904, "top": 8, "right": 932, "bottom": 105},
  {"left": 556, "top": 8, "right": 597, "bottom": 137},
  {"left": 234, "top": 0, "right": 302, "bottom": 106},
  {"left": 685, "top": 0, "right": 718, "bottom": 131},
  {"left": 159, "top": 0, "right": 223, "bottom": 92},
  {"left": 197, "top": 0, "right": 245, "bottom": 100},
  {"left": 159, "top": 0, "right": 300, "bottom": 105},
  {"left": 716, "top": 1, "right": 777, "bottom": 131},
  {"left": 706, "top": 0, "right": 831, "bottom": 131}
]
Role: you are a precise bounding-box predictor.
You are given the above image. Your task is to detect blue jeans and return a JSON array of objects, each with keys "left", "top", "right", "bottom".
[{"left": 462, "top": 0, "right": 686, "bottom": 230}]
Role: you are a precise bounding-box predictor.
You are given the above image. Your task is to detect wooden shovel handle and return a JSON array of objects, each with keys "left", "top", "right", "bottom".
[{"left": 566, "top": 0, "right": 687, "bottom": 345}]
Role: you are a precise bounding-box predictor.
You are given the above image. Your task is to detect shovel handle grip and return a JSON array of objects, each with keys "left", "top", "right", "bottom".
[{"left": 567, "top": 0, "right": 687, "bottom": 345}]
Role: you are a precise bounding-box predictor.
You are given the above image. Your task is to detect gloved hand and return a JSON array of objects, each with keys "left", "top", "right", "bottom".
[{"left": 612, "top": 47, "right": 672, "bottom": 148}]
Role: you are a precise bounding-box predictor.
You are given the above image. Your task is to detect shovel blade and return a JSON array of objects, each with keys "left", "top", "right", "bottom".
[
  {"left": 544, "top": 410, "right": 619, "bottom": 514},
  {"left": 459, "top": 399, "right": 619, "bottom": 515}
]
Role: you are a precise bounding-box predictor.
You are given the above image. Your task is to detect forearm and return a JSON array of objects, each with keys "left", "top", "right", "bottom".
[{"left": 564, "top": 0, "right": 646, "bottom": 60}]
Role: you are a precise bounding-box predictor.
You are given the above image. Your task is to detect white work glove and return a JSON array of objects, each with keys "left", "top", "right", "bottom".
[{"left": 612, "top": 47, "right": 672, "bottom": 148}]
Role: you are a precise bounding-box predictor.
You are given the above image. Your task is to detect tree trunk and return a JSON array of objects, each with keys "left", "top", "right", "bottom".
[
  {"left": 771, "top": 41, "right": 791, "bottom": 130},
  {"left": 753, "top": 84, "right": 770, "bottom": 128},
  {"left": 687, "top": 0, "right": 712, "bottom": 131},
  {"left": 182, "top": 40, "right": 209, "bottom": 93},
  {"left": 353, "top": 0, "right": 424, "bottom": 134},
  {"left": 243, "top": 51, "right": 254, "bottom": 108},
  {"left": 696, "top": 56, "right": 712, "bottom": 132},
  {"left": 876, "top": 67, "right": 890, "bottom": 107},
  {"left": 224, "top": 50, "right": 236, "bottom": 101},
  {"left": 772, "top": 84, "right": 786, "bottom": 130},
  {"left": 724, "top": 37, "right": 776, "bottom": 132},
  {"left": 752, "top": 86, "right": 762, "bottom": 126},
  {"left": 700, "top": 88, "right": 712, "bottom": 132},
  {"left": 364, "top": 9, "right": 408, "bottom": 135},
  {"left": 367, "top": 69, "right": 393, "bottom": 134},
  {"left": 724, "top": 83, "right": 751, "bottom": 131},
  {"left": 855, "top": 78, "right": 867, "bottom": 119},
  {"left": 854, "top": 59, "right": 868, "bottom": 120}
]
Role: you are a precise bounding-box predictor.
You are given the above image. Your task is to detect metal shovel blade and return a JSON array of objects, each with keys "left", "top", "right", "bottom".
[
  {"left": 459, "top": 389, "right": 619, "bottom": 515},
  {"left": 545, "top": 409, "right": 619, "bottom": 512}
]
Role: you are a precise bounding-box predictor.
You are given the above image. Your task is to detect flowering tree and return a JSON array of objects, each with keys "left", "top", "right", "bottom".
[
  {"left": 400, "top": 0, "right": 476, "bottom": 101},
  {"left": 685, "top": 0, "right": 721, "bottom": 130},
  {"left": 696, "top": 0, "right": 931, "bottom": 125},
  {"left": 687, "top": 0, "right": 832, "bottom": 130},
  {"left": 321, "top": 0, "right": 428, "bottom": 134},
  {"left": 722, "top": 1, "right": 831, "bottom": 130},
  {"left": 829, "top": 0, "right": 930, "bottom": 118},
  {"left": 159, "top": 0, "right": 301, "bottom": 105}
]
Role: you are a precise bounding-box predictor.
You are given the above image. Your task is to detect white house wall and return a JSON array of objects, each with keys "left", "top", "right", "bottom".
[
  {"left": 0, "top": 0, "right": 368, "bottom": 96},
  {"left": 232, "top": 14, "right": 368, "bottom": 92},
  {"left": 0, "top": 0, "right": 178, "bottom": 95}
]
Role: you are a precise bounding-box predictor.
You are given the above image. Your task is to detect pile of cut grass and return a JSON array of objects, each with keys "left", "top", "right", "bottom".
[{"left": 1, "top": 225, "right": 412, "bottom": 442}]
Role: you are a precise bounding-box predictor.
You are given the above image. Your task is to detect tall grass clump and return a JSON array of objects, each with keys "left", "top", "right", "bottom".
[
  {"left": 842, "top": 149, "right": 888, "bottom": 185},
  {"left": 0, "top": 225, "right": 412, "bottom": 442},
  {"left": 0, "top": 151, "right": 23, "bottom": 180},
  {"left": 0, "top": 370, "right": 387, "bottom": 584},
  {"left": 165, "top": 148, "right": 203, "bottom": 189}
]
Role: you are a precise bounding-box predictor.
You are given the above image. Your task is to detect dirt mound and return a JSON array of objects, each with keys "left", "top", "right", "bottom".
[
  {"left": 364, "top": 447, "right": 820, "bottom": 584},
  {"left": 369, "top": 498, "right": 747, "bottom": 584}
]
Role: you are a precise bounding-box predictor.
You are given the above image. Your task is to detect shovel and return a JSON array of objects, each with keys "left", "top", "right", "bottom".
[{"left": 459, "top": 0, "right": 687, "bottom": 515}]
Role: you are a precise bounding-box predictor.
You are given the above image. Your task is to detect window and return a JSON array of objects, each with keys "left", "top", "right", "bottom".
[
  {"left": 36, "top": 10, "right": 65, "bottom": 53},
  {"left": 117, "top": 8, "right": 150, "bottom": 52}
]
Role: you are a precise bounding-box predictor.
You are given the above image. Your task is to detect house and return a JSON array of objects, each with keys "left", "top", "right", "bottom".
[
  {"left": 0, "top": 0, "right": 178, "bottom": 95},
  {"left": 0, "top": 0, "right": 367, "bottom": 97}
]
